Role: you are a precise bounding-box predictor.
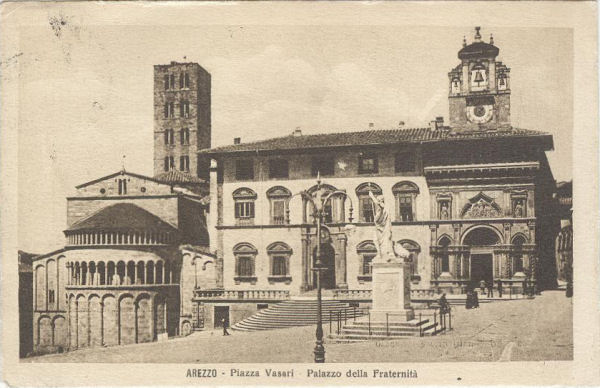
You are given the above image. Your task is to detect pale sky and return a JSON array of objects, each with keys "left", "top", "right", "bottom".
[{"left": 16, "top": 23, "right": 573, "bottom": 253}]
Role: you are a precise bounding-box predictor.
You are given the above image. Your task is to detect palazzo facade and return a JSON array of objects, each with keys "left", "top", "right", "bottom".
[{"left": 196, "top": 27, "right": 559, "bottom": 328}]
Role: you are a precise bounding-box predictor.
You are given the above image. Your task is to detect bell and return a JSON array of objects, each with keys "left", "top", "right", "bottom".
[
  {"left": 499, "top": 77, "right": 505, "bottom": 86},
  {"left": 474, "top": 71, "right": 484, "bottom": 84}
]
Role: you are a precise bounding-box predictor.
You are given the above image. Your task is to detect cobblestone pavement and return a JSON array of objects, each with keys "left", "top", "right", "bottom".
[{"left": 26, "top": 290, "right": 572, "bottom": 363}]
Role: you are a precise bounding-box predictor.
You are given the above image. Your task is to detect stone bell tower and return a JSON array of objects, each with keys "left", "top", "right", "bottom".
[{"left": 448, "top": 27, "right": 511, "bottom": 132}]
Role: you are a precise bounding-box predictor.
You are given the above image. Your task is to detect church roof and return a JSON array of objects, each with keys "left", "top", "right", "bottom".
[
  {"left": 65, "top": 203, "right": 178, "bottom": 233},
  {"left": 200, "top": 127, "right": 552, "bottom": 155},
  {"left": 154, "top": 170, "right": 207, "bottom": 184}
]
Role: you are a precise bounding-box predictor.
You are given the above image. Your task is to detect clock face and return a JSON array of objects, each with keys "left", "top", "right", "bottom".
[{"left": 466, "top": 105, "right": 493, "bottom": 124}]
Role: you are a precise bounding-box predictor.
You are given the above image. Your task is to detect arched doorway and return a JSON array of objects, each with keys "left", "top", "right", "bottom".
[
  {"left": 463, "top": 226, "right": 501, "bottom": 288},
  {"left": 313, "top": 243, "right": 336, "bottom": 289}
]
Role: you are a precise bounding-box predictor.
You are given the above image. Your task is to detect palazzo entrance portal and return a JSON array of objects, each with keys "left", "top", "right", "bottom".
[
  {"left": 470, "top": 254, "right": 493, "bottom": 287},
  {"left": 313, "top": 244, "right": 336, "bottom": 289}
]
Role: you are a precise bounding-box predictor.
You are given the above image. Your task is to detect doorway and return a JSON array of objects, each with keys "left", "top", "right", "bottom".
[
  {"left": 470, "top": 254, "right": 493, "bottom": 288},
  {"left": 313, "top": 243, "right": 336, "bottom": 289},
  {"left": 213, "top": 306, "right": 229, "bottom": 329}
]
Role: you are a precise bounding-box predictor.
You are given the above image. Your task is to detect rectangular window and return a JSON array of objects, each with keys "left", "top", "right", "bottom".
[
  {"left": 272, "top": 255, "right": 287, "bottom": 276},
  {"left": 360, "top": 197, "right": 374, "bottom": 222},
  {"left": 185, "top": 73, "right": 190, "bottom": 88},
  {"left": 180, "top": 155, "right": 189, "bottom": 171},
  {"left": 180, "top": 101, "right": 190, "bottom": 118},
  {"left": 362, "top": 255, "right": 374, "bottom": 275},
  {"left": 311, "top": 156, "right": 335, "bottom": 176},
  {"left": 169, "top": 74, "right": 175, "bottom": 90},
  {"left": 235, "top": 159, "right": 254, "bottom": 180},
  {"left": 179, "top": 73, "right": 184, "bottom": 89},
  {"left": 118, "top": 179, "right": 127, "bottom": 195},
  {"left": 395, "top": 152, "right": 416, "bottom": 173},
  {"left": 398, "top": 195, "right": 413, "bottom": 221},
  {"left": 48, "top": 290, "right": 55, "bottom": 304},
  {"left": 164, "top": 102, "right": 174, "bottom": 118},
  {"left": 164, "top": 75, "right": 169, "bottom": 90},
  {"left": 272, "top": 199, "right": 286, "bottom": 225},
  {"left": 237, "top": 256, "right": 253, "bottom": 277},
  {"left": 359, "top": 153, "right": 378, "bottom": 174},
  {"left": 235, "top": 201, "right": 255, "bottom": 219},
  {"left": 269, "top": 159, "right": 289, "bottom": 179},
  {"left": 164, "top": 129, "right": 174, "bottom": 145},
  {"left": 180, "top": 128, "right": 189, "bottom": 145}
]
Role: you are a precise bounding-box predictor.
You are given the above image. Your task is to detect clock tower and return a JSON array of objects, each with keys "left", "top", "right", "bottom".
[{"left": 448, "top": 27, "right": 511, "bottom": 132}]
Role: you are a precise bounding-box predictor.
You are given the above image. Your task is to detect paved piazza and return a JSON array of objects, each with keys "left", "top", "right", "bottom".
[{"left": 28, "top": 291, "right": 571, "bottom": 363}]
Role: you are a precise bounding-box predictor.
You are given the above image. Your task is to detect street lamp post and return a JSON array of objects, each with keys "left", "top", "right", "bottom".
[{"left": 286, "top": 175, "right": 353, "bottom": 363}]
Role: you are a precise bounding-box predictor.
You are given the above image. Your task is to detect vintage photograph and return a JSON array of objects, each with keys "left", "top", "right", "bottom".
[{"left": 2, "top": 2, "right": 598, "bottom": 386}]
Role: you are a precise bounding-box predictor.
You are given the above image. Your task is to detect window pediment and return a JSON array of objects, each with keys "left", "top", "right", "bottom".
[
  {"left": 356, "top": 182, "right": 382, "bottom": 195},
  {"left": 392, "top": 181, "right": 419, "bottom": 194},
  {"left": 267, "top": 186, "right": 291, "bottom": 198},
  {"left": 357, "top": 240, "right": 377, "bottom": 253},
  {"left": 267, "top": 242, "right": 292, "bottom": 254},
  {"left": 233, "top": 187, "right": 257, "bottom": 200},
  {"left": 233, "top": 242, "right": 257, "bottom": 254}
]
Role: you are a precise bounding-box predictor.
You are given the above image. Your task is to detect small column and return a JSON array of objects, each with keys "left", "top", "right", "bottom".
[
  {"left": 162, "top": 263, "right": 167, "bottom": 284},
  {"left": 142, "top": 263, "right": 146, "bottom": 284},
  {"left": 134, "top": 264, "right": 138, "bottom": 285},
  {"left": 336, "top": 234, "right": 348, "bottom": 289}
]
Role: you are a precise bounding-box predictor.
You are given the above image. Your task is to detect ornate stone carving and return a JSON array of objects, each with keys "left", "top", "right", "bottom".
[{"left": 462, "top": 192, "right": 502, "bottom": 219}]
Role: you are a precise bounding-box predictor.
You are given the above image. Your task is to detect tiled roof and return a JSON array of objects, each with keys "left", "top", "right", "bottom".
[
  {"left": 154, "top": 170, "right": 206, "bottom": 184},
  {"left": 65, "top": 203, "right": 178, "bottom": 233},
  {"left": 200, "top": 127, "right": 551, "bottom": 155}
]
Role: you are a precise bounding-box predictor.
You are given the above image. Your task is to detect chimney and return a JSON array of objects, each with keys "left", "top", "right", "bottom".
[
  {"left": 429, "top": 120, "right": 438, "bottom": 131},
  {"left": 369, "top": 123, "right": 375, "bottom": 128},
  {"left": 292, "top": 127, "right": 302, "bottom": 137},
  {"left": 233, "top": 137, "right": 241, "bottom": 145},
  {"left": 398, "top": 121, "right": 405, "bottom": 128},
  {"left": 436, "top": 116, "right": 444, "bottom": 128}
]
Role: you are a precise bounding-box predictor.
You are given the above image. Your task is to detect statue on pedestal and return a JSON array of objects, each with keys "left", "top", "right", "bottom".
[{"left": 368, "top": 190, "right": 410, "bottom": 263}]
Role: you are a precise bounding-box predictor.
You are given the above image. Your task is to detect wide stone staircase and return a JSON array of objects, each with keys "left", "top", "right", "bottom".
[
  {"left": 327, "top": 315, "right": 446, "bottom": 343},
  {"left": 231, "top": 299, "right": 366, "bottom": 331}
]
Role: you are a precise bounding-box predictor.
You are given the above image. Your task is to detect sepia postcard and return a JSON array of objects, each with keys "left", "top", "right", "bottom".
[{"left": 1, "top": 1, "right": 599, "bottom": 386}]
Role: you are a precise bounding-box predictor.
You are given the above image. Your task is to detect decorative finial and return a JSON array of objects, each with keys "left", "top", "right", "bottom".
[
  {"left": 463, "top": 35, "right": 467, "bottom": 47},
  {"left": 490, "top": 33, "right": 494, "bottom": 45},
  {"left": 121, "top": 155, "right": 126, "bottom": 172},
  {"left": 474, "top": 26, "right": 482, "bottom": 42}
]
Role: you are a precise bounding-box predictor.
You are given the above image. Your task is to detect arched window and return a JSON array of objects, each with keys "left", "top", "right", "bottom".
[
  {"left": 232, "top": 188, "right": 257, "bottom": 226},
  {"left": 439, "top": 236, "right": 451, "bottom": 274},
  {"left": 392, "top": 182, "right": 419, "bottom": 222},
  {"left": 267, "top": 242, "right": 292, "bottom": 284},
  {"left": 233, "top": 243, "right": 257, "bottom": 284},
  {"left": 355, "top": 183, "right": 382, "bottom": 223},
  {"left": 357, "top": 240, "right": 377, "bottom": 281},
  {"left": 398, "top": 240, "right": 421, "bottom": 280},
  {"left": 267, "top": 186, "right": 291, "bottom": 225},
  {"left": 306, "top": 184, "right": 345, "bottom": 224}
]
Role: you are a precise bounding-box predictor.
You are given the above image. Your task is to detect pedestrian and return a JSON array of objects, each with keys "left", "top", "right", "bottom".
[
  {"left": 497, "top": 279, "right": 503, "bottom": 298},
  {"left": 487, "top": 282, "right": 494, "bottom": 298},
  {"left": 221, "top": 318, "right": 230, "bottom": 336},
  {"left": 465, "top": 289, "right": 473, "bottom": 309},
  {"left": 473, "top": 290, "right": 479, "bottom": 308},
  {"left": 479, "top": 279, "right": 486, "bottom": 294},
  {"left": 439, "top": 293, "right": 450, "bottom": 314},
  {"left": 522, "top": 278, "right": 528, "bottom": 297}
]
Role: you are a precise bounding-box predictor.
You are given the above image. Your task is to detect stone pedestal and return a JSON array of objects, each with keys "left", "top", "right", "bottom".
[{"left": 371, "top": 261, "right": 414, "bottom": 322}]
